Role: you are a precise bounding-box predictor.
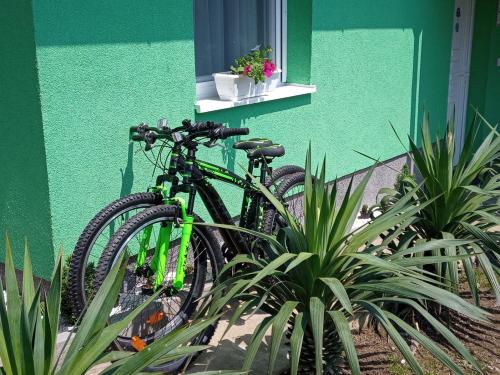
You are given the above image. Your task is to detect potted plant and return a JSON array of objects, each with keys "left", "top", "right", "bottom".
[{"left": 213, "top": 46, "right": 281, "bottom": 101}]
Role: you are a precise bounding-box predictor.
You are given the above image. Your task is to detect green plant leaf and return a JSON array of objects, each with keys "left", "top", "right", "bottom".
[
  {"left": 242, "top": 316, "right": 274, "bottom": 370},
  {"left": 289, "top": 312, "right": 306, "bottom": 375},
  {"left": 268, "top": 301, "right": 298, "bottom": 374},
  {"left": 328, "top": 311, "right": 360, "bottom": 375},
  {"left": 320, "top": 278, "right": 353, "bottom": 315},
  {"left": 357, "top": 300, "right": 423, "bottom": 375},
  {"left": 309, "top": 297, "right": 324, "bottom": 375},
  {"left": 386, "top": 312, "right": 464, "bottom": 374}
]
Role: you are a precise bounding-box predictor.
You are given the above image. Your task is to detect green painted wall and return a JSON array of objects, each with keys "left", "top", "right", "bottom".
[
  {"left": 468, "top": 0, "right": 500, "bottom": 138},
  {"left": 0, "top": 0, "right": 54, "bottom": 278},
  {"left": 26, "top": 0, "right": 454, "bottom": 277}
]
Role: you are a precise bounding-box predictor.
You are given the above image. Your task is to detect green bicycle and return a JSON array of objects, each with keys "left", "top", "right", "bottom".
[
  {"left": 70, "top": 119, "right": 306, "bottom": 372},
  {"left": 68, "top": 119, "right": 304, "bottom": 317}
]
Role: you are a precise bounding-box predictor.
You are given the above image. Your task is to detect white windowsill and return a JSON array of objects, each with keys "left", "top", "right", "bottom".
[{"left": 195, "top": 83, "right": 317, "bottom": 114}]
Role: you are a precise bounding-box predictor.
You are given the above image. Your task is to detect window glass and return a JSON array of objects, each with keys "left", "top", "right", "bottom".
[{"left": 194, "top": 0, "right": 277, "bottom": 81}]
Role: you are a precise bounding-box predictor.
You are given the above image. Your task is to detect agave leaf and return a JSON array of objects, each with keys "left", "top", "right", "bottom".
[
  {"left": 386, "top": 312, "right": 464, "bottom": 374},
  {"left": 377, "top": 297, "right": 482, "bottom": 371},
  {"left": 289, "top": 312, "right": 306, "bottom": 375},
  {"left": 19, "top": 303, "right": 35, "bottom": 374},
  {"left": 472, "top": 243, "right": 500, "bottom": 302},
  {"left": 33, "top": 307, "right": 45, "bottom": 375},
  {"left": 22, "top": 240, "right": 36, "bottom": 314},
  {"left": 221, "top": 299, "right": 258, "bottom": 341},
  {"left": 62, "top": 250, "right": 127, "bottom": 367},
  {"left": 458, "top": 245, "right": 479, "bottom": 305},
  {"left": 268, "top": 301, "right": 298, "bottom": 374},
  {"left": 242, "top": 316, "right": 274, "bottom": 370},
  {"left": 387, "top": 238, "right": 472, "bottom": 259},
  {"left": 0, "top": 276, "right": 16, "bottom": 375},
  {"left": 309, "top": 297, "right": 324, "bottom": 375},
  {"left": 328, "top": 311, "right": 360, "bottom": 375},
  {"left": 112, "top": 316, "right": 219, "bottom": 375},
  {"left": 60, "top": 288, "right": 164, "bottom": 375},
  {"left": 320, "top": 278, "right": 353, "bottom": 315},
  {"left": 27, "top": 287, "right": 42, "bottom": 338},
  {"left": 45, "top": 249, "right": 63, "bottom": 373},
  {"left": 3, "top": 236, "right": 22, "bottom": 373},
  {"left": 244, "top": 253, "right": 296, "bottom": 291},
  {"left": 461, "top": 222, "right": 500, "bottom": 252},
  {"left": 285, "top": 252, "right": 314, "bottom": 273},
  {"left": 357, "top": 300, "right": 424, "bottom": 375}
]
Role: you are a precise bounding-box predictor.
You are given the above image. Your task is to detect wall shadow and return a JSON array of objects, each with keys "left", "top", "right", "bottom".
[
  {"left": 33, "top": 0, "right": 193, "bottom": 46},
  {"left": 312, "top": 0, "right": 454, "bottom": 145},
  {"left": 196, "top": 94, "right": 312, "bottom": 172},
  {"left": 120, "top": 142, "right": 135, "bottom": 197},
  {"left": 0, "top": 0, "right": 54, "bottom": 278}
]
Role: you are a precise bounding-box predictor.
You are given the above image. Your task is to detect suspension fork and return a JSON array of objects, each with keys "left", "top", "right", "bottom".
[
  {"left": 136, "top": 197, "right": 194, "bottom": 291},
  {"left": 141, "top": 146, "right": 197, "bottom": 291}
]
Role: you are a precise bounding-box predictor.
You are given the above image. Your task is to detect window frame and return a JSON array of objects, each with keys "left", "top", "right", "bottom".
[{"left": 195, "top": 0, "right": 287, "bottom": 100}]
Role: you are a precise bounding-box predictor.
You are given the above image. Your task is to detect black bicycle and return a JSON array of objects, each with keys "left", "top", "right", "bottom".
[{"left": 68, "top": 119, "right": 306, "bottom": 370}]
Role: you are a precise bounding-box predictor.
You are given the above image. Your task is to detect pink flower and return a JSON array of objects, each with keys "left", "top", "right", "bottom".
[
  {"left": 243, "top": 65, "right": 251, "bottom": 75},
  {"left": 263, "top": 61, "right": 276, "bottom": 78}
]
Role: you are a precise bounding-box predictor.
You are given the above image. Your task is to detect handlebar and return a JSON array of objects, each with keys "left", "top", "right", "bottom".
[
  {"left": 130, "top": 119, "right": 249, "bottom": 150},
  {"left": 210, "top": 127, "right": 249, "bottom": 139}
]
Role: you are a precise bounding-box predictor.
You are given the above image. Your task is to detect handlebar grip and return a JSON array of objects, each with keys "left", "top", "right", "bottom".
[
  {"left": 218, "top": 127, "right": 249, "bottom": 139},
  {"left": 130, "top": 123, "right": 149, "bottom": 134},
  {"left": 131, "top": 134, "right": 144, "bottom": 141}
]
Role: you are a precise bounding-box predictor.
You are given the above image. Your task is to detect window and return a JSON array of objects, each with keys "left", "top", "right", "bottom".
[{"left": 194, "top": 0, "right": 285, "bottom": 94}]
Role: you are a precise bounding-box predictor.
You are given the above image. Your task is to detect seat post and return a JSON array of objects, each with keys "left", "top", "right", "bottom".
[{"left": 259, "top": 158, "right": 270, "bottom": 185}]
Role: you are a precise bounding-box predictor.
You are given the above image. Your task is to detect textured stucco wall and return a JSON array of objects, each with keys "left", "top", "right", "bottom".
[
  {"left": 28, "top": 0, "right": 454, "bottom": 277},
  {"left": 468, "top": 0, "right": 500, "bottom": 138},
  {"left": 0, "top": 0, "right": 54, "bottom": 277},
  {"left": 32, "top": 0, "right": 197, "bottom": 267}
]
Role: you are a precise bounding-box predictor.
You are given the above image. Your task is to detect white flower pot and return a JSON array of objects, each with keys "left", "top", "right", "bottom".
[{"left": 212, "top": 69, "right": 281, "bottom": 101}]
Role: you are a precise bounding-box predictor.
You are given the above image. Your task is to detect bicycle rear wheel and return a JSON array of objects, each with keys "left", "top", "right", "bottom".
[
  {"left": 94, "top": 205, "right": 223, "bottom": 373},
  {"left": 263, "top": 171, "right": 306, "bottom": 234}
]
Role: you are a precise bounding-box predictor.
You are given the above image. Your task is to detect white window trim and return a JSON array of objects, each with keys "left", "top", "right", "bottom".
[
  {"left": 194, "top": 0, "right": 316, "bottom": 113},
  {"left": 196, "top": 0, "right": 287, "bottom": 100},
  {"left": 195, "top": 83, "right": 317, "bottom": 113}
]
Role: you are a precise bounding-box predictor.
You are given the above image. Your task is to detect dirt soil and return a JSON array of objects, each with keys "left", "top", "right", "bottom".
[
  {"left": 186, "top": 288, "right": 499, "bottom": 375},
  {"left": 349, "top": 289, "right": 499, "bottom": 375}
]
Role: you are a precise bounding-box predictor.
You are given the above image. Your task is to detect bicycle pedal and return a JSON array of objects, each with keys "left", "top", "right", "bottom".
[{"left": 131, "top": 336, "right": 147, "bottom": 352}]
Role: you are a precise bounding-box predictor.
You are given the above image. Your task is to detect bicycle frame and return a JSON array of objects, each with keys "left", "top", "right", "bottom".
[{"left": 136, "top": 148, "right": 268, "bottom": 291}]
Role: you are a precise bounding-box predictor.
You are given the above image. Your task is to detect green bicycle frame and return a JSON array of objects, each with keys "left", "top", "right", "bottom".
[{"left": 135, "top": 158, "right": 265, "bottom": 291}]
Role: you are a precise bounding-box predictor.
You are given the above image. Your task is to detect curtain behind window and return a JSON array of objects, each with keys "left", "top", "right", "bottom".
[{"left": 194, "top": 0, "right": 276, "bottom": 81}]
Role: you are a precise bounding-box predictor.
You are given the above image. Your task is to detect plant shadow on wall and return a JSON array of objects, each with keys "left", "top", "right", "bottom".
[{"left": 196, "top": 95, "right": 312, "bottom": 173}]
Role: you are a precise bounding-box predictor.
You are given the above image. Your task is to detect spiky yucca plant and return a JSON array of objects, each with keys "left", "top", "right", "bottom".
[
  {"left": 202, "top": 149, "right": 489, "bottom": 375},
  {"left": 0, "top": 238, "right": 237, "bottom": 375},
  {"left": 374, "top": 112, "right": 500, "bottom": 305}
]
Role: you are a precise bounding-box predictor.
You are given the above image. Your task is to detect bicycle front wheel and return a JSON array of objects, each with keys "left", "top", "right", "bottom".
[
  {"left": 69, "top": 192, "right": 163, "bottom": 317},
  {"left": 94, "top": 205, "right": 223, "bottom": 373}
]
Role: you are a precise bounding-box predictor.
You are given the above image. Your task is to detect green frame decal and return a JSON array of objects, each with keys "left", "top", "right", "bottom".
[{"left": 196, "top": 159, "right": 258, "bottom": 191}]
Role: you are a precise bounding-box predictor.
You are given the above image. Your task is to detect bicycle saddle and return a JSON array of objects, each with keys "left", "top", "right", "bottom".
[
  {"left": 247, "top": 144, "right": 285, "bottom": 159},
  {"left": 233, "top": 138, "right": 273, "bottom": 150}
]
